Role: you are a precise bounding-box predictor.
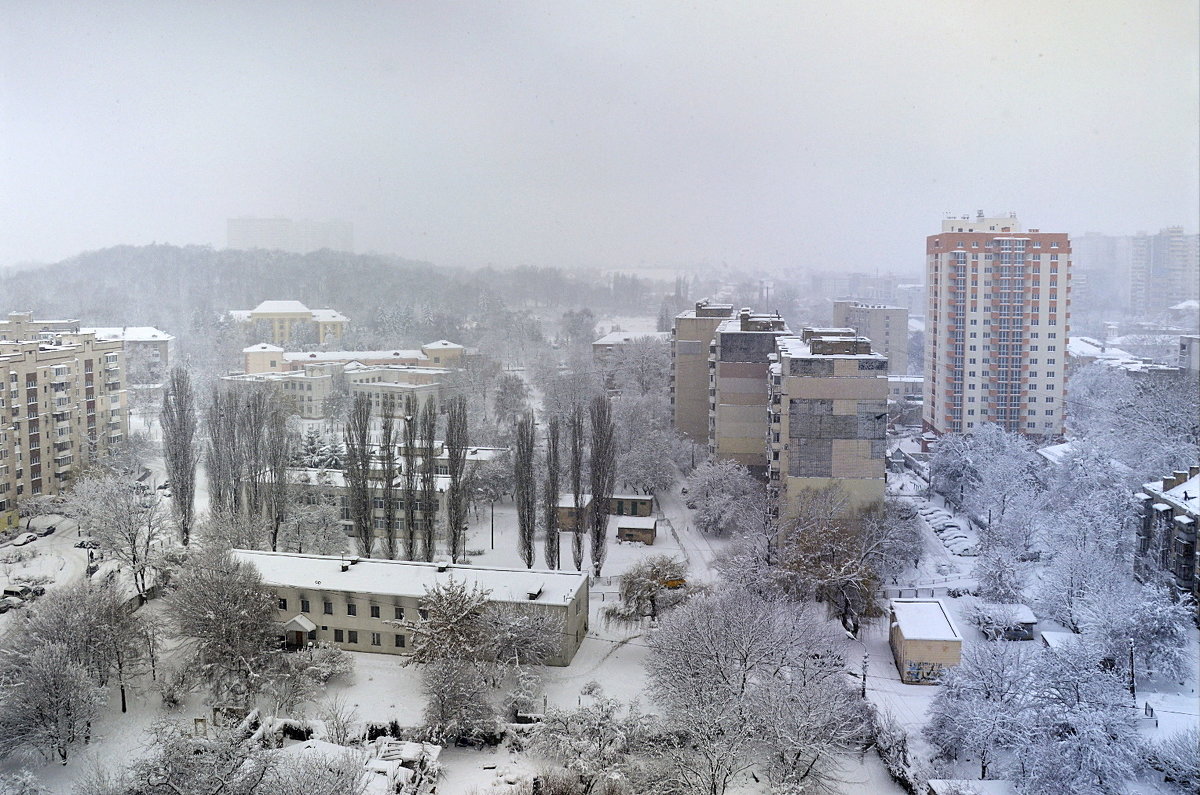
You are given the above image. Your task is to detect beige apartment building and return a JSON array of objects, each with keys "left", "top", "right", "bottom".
[
  {"left": 671, "top": 300, "right": 733, "bottom": 443},
  {"left": 767, "top": 329, "right": 888, "bottom": 512},
  {"left": 710, "top": 308, "right": 792, "bottom": 478},
  {"left": 1137, "top": 465, "right": 1199, "bottom": 609},
  {"left": 1, "top": 318, "right": 127, "bottom": 529},
  {"left": 831, "top": 300, "right": 908, "bottom": 375},
  {"left": 234, "top": 549, "right": 589, "bottom": 666},
  {"left": 230, "top": 300, "right": 348, "bottom": 346},
  {"left": 924, "top": 214, "right": 1071, "bottom": 440}
]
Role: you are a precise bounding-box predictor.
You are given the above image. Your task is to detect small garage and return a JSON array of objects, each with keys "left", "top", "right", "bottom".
[
  {"left": 889, "top": 598, "right": 962, "bottom": 685},
  {"left": 610, "top": 494, "right": 654, "bottom": 517},
  {"left": 611, "top": 515, "right": 657, "bottom": 545}
]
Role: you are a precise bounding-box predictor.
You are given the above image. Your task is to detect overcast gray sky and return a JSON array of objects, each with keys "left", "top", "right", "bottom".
[{"left": 2, "top": 1, "right": 1196, "bottom": 272}]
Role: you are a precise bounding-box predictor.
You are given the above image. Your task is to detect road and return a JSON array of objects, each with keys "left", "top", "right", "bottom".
[{"left": 656, "top": 481, "right": 723, "bottom": 581}]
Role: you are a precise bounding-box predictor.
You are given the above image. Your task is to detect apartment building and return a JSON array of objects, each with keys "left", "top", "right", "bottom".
[
  {"left": 767, "top": 328, "right": 888, "bottom": 512},
  {"left": 1136, "top": 465, "right": 1199, "bottom": 609},
  {"left": 229, "top": 300, "right": 348, "bottom": 346},
  {"left": 831, "top": 300, "right": 909, "bottom": 375},
  {"left": 924, "top": 214, "right": 1070, "bottom": 441},
  {"left": 710, "top": 308, "right": 792, "bottom": 478},
  {"left": 1, "top": 326, "right": 127, "bottom": 528},
  {"left": 671, "top": 300, "right": 733, "bottom": 443},
  {"left": 1180, "top": 335, "right": 1200, "bottom": 373},
  {"left": 234, "top": 549, "right": 588, "bottom": 666},
  {"left": 81, "top": 326, "right": 174, "bottom": 383}
]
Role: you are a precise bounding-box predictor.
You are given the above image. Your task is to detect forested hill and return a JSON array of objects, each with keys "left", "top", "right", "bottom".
[{"left": 1, "top": 245, "right": 645, "bottom": 332}]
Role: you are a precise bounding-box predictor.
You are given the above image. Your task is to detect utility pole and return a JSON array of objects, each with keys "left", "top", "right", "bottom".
[
  {"left": 861, "top": 652, "right": 869, "bottom": 699},
  {"left": 1128, "top": 638, "right": 1136, "bottom": 699}
]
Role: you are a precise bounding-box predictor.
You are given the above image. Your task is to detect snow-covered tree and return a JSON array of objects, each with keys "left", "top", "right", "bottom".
[
  {"left": 160, "top": 366, "right": 200, "bottom": 546},
  {"left": 514, "top": 412, "right": 537, "bottom": 569},
  {"left": 588, "top": 395, "right": 616, "bottom": 577},
  {"left": 645, "top": 588, "right": 869, "bottom": 794},
  {"left": 59, "top": 472, "right": 168, "bottom": 597},
  {"left": 0, "top": 644, "right": 105, "bottom": 765},
  {"left": 609, "top": 554, "right": 691, "bottom": 622},
  {"left": 422, "top": 659, "right": 494, "bottom": 742},
  {"left": 530, "top": 682, "right": 651, "bottom": 793},
  {"left": 165, "top": 547, "right": 280, "bottom": 704},
  {"left": 403, "top": 578, "right": 491, "bottom": 665},
  {"left": 685, "top": 458, "right": 761, "bottom": 536}
]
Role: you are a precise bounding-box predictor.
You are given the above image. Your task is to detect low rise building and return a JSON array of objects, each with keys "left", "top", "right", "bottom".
[
  {"left": 888, "top": 598, "right": 962, "bottom": 685},
  {"left": 1180, "top": 335, "right": 1200, "bottom": 373},
  {"left": 611, "top": 515, "right": 657, "bottom": 545},
  {"left": 229, "top": 300, "right": 348, "bottom": 346},
  {"left": 244, "top": 340, "right": 467, "bottom": 375},
  {"left": 1136, "top": 465, "right": 1199, "bottom": 606},
  {"left": 768, "top": 328, "right": 888, "bottom": 513},
  {"left": 1067, "top": 336, "right": 1179, "bottom": 376},
  {"left": 234, "top": 549, "right": 589, "bottom": 666},
  {"left": 592, "top": 331, "right": 671, "bottom": 365}
]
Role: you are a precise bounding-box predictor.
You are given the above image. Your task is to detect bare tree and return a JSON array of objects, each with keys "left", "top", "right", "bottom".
[
  {"left": 568, "top": 403, "right": 586, "bottom": 571},
  {"left": 264, "top": 403, "right": 294, "bottom": 552},
  {"left": 160, "top": 366, "right": 199, "bottom": 546},
  {"left": 543, "top": 416, "right": 561, "bottom": 569},
  {"left": 401, "top": 394, "right": 419, "bottom": 559},
  {"left": 418, "top": 398, "right": 439, "bottom": 561},
  {"left": 59, "top": 472, "right": 166, "bottom": 598},
  {"left": 444, "top": 395, "right": 470, "bottom": 563},
  {"left": 588, "top": 395, "right": 615, "bottom": 577},
  {"left": 206, "top": 385, "right": 240, "bottom": 516},
  {"left": 343, "top": 394, "right": 374, "bottom": 557},
  {"left": 377, "top": 398, "right": 400, "bottom": 559},
  {"left": 236, "top": 389, "right": 272, "bottom": 519},
  {"left": 514, "top": 412, "right": 537, "bottom": 568}
]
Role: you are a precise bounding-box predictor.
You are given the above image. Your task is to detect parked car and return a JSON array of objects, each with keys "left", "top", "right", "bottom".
[
  {"left": 75, "top": 538, "right": 101, "bottom": 549},
  {"left": 35, "top": 524, "right": 56, "bottom": 537},
  {"left": 2, "top": 584, "right": 43, "bottom": 600},
  {"left": 10, "top": 533, "right": 37, "bottom": 546},
  {"left": 0, "top": 595, "right": 28, "bottom": 613}
]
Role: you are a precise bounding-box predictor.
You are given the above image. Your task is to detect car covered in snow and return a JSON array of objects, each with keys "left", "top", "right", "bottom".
[{"left": 9, "top": 533, "right": 37, "bottom": 546}]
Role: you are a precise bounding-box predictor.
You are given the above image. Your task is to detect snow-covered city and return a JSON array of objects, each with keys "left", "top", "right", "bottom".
[{"left": 1, "top": 4, "right": 1197, "bottom": 795}]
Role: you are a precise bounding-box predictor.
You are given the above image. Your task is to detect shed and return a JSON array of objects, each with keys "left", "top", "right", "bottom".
[
  {"left": 610, "top": 494, "right": 655, "bottom": 517},
  {"left": 611, "top": 515, "right": 657, "bottom": 545},
  {"left": 889, "top": 599, "right": 962, "bottom": 685},
  {"left": 555, "top": 493, "right": 593, "bottom": 532}
]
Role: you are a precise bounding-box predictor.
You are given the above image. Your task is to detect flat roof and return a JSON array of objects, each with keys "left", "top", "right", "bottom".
[
  {"left": 609, "top": 515, "right": 657, "bottom": 529},
  {"left": 890, "top": 599, "right": 960, "bottom": 641},
  {"left": 233, "top": 549, "right": 587, "bottom": 605}
]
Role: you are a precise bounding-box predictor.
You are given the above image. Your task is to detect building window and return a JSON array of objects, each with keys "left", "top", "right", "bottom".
[
  {"left": 323, "top": 601, "right": 333, "bottom": 614},
  {"left": 394, "top": 606, "right": 404, "bottom": 620},
  {"left": 277, "top": 598, "right": 287, "bottom": 611},
  {"left": 348, "top": 631, "right": 358, "bottom": 644},
  {"left": 300, "top": 599, "right": 310, "bottom": 613},
  {"left": 347, "top": 603, "right": 357, "bottom": 616},
  {"left": 370, "top": 605, "right": 380, "bottom": 619},
  {"left": 371, "top": 632, "right": 382, "bottom": 647},
  {"left": 418, "top": 609, "right": 429, "bottom": 620},
  {"left": 334, "top": 629, "right": 344, "bottom": 642},
  {"left": 395, "top": 634, "right": 406, "bottom": 648}
]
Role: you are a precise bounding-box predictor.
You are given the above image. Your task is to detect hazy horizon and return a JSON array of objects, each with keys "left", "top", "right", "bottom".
[{"left": 3, "top": 1, "right": 1197, "bottom": 272}]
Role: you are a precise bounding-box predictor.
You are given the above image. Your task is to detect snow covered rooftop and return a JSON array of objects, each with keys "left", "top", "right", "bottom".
[
  {"left": 609, "top": 515, "right": 657, "bottom": 530},
  {"left": 244, "top": 342, "right": 285, "bottom": 353},
  {"left": 592, "top": 331, "right": 671, "bottom": 346},
  {"left": 981, "top": 603, "right": 1037, "bottom": 625},
  {"left": 252, "top": 300, "right": 311, "bottom": 314},
  {"left": 927, "top": 781, "right": 1016, "bottom": 795},
  {"left": 82, "top": 326, "right": 174, "bottom": 342},
  {"left": 284, "top": 349, "right": 426, "bottom": 363},
  {"left": 233, "top": 549, "right": 588, "bottom": 605},
  {"left": 1146, "top": 469, "right": 1200, "bottom": 515},
  {"left": 423, "top": 339, "right": 464, "bottom": 349},
  {"left": 1170, "top": 299, "right": 1199, "bottom": 311},
  {"left": 310, "top": 308, "right": 348, "bottom": 322},
  {"left": 890, "top": 599, "right": 961, "bottom": 641}
]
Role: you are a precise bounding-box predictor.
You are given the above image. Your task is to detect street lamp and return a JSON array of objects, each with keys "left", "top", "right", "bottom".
[{"left": 845, "top": 631, "right": 869, "bottom": 699}]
